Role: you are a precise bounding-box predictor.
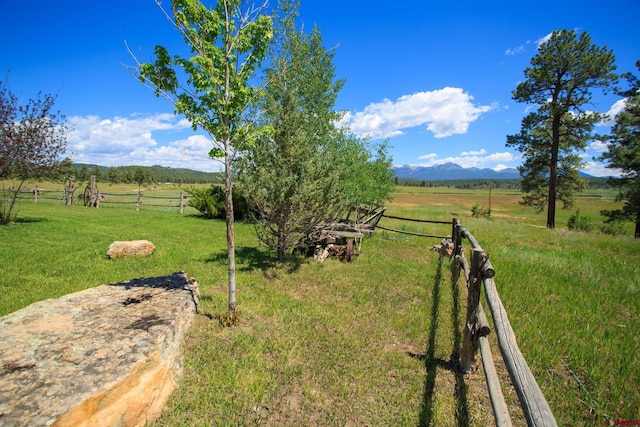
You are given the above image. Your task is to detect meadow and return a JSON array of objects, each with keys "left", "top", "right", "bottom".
[{"left": 0, "top": 183, "right": 638, "bottom": 426}]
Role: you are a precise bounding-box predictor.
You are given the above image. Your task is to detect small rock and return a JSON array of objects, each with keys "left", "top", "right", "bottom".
[{"left": 107, "top": 240, "right": 155, "bottom": 259}]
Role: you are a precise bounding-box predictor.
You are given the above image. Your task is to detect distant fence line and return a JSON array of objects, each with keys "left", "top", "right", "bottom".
[
  {"left": 378, "top": 214, "right": 557, "bottom": 426},
  {"left": 2, "top": 186, "right": 193, "bottom": 214}
]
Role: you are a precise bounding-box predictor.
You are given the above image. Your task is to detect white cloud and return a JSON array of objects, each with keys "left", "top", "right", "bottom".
[
  {"left": 598, "top": 98, "right": 627, "bottom": 126},
  {"left": 460, "top": 149, "right": 487, "bottom": 156},
  {"left": 65, "top": 113, "right": 223, "bottom": 172},
  {"left": 505, "top": 44, "right": 526, "bottom": 56},
  {"left": 536, "top": 32, "right": 553, "bottom": 48},
  {"left": 588, "top": 140, "right": 608, "bottom": 153},
  {"left": 581, "top": 161, "right": 620, "bottom": 177},
  {"left": 345, "top": 88, "right": 494, "bottom": 139}
]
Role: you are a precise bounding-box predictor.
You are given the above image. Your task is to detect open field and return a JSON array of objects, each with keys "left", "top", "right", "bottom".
[{"left": 0, "top": 185, "right": 638, "bottom": 426}]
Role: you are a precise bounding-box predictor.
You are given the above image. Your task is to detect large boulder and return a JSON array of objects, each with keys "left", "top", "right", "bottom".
[
  {"left": 107, "top": 240, "right": 155, "bottom": 259},
  {"left": 0, "top": 272, "right": 199, "bottom": 426}
]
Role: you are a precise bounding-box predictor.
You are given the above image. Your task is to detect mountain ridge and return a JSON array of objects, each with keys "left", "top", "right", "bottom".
[{"left": 393, "top": 162, "right": 521, "bottom": 180}]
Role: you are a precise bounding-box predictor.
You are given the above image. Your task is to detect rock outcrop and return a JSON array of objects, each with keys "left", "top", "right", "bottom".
[
  {"left": 106, "top": 240, "right": 156, "bottom": 259},
  {"left": 0, "top": 271, "right": 199, "bottom": 427}
]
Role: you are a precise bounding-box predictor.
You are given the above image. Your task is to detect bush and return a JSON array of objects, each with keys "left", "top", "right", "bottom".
[
  {"left": 471, "top": 203, "right": 491, "bottom": 218},
  {"left": 567, "top": 209, "right": 594, "bottom": 232},
  {"left": 600, "top": 220, "right": 626, "bottom": 236},
  {"left": 187, "top": 185, "right": 249, "bottom": 220}
]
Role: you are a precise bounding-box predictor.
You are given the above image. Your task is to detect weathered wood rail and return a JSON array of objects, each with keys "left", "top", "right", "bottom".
[
  {"left": 378, "top": 213, "right": 557, "bottom": 426},
  {"left": 452, "top": 217, "right": 557, "bottom": 427},
  {"left": 5, "top": 186, "right": 193, "bottom": 213}
]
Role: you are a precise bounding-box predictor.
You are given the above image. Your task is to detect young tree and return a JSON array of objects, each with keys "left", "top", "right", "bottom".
[
  {"left": 507, "top": 29, "right": 617, "bottom": 228},
  {"left": 132, "top": 0, "right": 272, "bottom": 317},
  {"left": 599, "top": 61, "right": 640, "bottom": 237},
  {"left": 0, "top": 79, "right": 67, "bottom": 224},
  {"left": 238, "top": 1, "right": 393, "bottom": 261}
]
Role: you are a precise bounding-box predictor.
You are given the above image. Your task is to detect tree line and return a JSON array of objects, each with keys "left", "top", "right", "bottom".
[{"left": 69, "top": 163, "right": 222, "bottom": 185}]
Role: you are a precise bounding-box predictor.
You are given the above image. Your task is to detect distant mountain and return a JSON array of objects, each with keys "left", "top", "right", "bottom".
[{"left": 393, "top": 162, "right": 521, "bottom": 181}]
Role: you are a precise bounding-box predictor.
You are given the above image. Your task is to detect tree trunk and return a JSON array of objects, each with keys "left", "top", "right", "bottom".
[
  {"left": 547, "top": 116, "right": 561, "bottom": 229},
  {"left": 224, "top": 137, "right": 237, "bottom": 315},
  {"left": 277, "top": 225, "right": 286, "bottom": 262}
]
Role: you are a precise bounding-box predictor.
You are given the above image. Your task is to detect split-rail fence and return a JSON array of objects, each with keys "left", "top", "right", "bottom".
[{"left": 379, "top": 213, "right": 557, "bottom": 427}]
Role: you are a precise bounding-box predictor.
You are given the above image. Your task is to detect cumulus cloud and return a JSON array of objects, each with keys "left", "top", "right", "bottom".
[
  {"left": 536, "top": 32, "right": 553, "bottom": 48},
  {"left": 597, "top": 98, "right": 627, "bottom": 126},
  {"left": 588, "top": 140, "right": 608, "bottom": 153},
  {"left": 66, "top": 113, "right": 223, "bottom": 172},
  {"left": 344, "top": 88, "right": 494, "bottom": 139},
  {"left": 580, "top": 161, "right": 619, "bottom": 177}
]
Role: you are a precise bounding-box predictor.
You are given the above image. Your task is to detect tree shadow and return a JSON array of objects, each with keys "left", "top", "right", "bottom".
[
  {"left": 14, "top": 216, "right": 50, "bottom": 224},
  {"left": 414, "top": 254, "right": 469, "bottom": 426},
  {"left": 205, "top": 246, "right": 304, "bottom": 275}
]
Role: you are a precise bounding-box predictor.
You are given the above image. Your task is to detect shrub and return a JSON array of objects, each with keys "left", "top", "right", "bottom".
[
  {"left": 471, "top": 203, "right": 491, "bottom": 218},
  {"left": 600, "top": 220, "right": 626, "bottom": 236},
  {"left": 567, "top": 209, "right": 594, "bottom": 232},
  {"left": 187, "top": 185, "right": 249, "bottom": 220}
]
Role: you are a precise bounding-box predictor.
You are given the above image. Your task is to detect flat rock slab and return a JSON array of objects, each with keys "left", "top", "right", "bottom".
[{"left": 0, "top": 272, "right": 199, "bottom": 427}]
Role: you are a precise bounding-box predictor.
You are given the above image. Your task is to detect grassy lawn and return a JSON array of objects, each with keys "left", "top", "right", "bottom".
[{"left": 0, "top": 185, "right": 638, "bottom": 426}]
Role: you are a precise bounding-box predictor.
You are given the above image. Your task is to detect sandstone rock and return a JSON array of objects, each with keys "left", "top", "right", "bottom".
[
  {"left": 106, "top": 240, "right": 156, "bottom": 259},
  {"left": 0, "top": 271, "right": 199, "bottom": 427}
]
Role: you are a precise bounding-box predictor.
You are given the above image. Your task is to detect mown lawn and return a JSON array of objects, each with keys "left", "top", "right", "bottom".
[{"left": 0, "top": 186, "right": 638, "bottom": 426}]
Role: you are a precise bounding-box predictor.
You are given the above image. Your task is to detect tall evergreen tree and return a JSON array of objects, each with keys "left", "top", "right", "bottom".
[
  {"left": 600, "top": 61, "right": 640, "bottom": 237},
  {"left": 507, "top": 29, "right": 617, "bottom": 228},
  {"left": 238, "top": 1, "right": 392, "bottom": 261}
]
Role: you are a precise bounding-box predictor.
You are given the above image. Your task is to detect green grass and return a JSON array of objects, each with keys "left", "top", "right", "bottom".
[{"left": 1, "top": 186, "right": 638, "bottom": 426}]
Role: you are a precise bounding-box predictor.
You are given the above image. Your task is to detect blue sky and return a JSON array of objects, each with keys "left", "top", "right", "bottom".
[{"left": 2, "top": 1, "right": 639, "bottom": 176}]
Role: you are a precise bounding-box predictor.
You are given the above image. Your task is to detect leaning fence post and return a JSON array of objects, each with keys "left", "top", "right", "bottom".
[
  {"left": 179, "top": 191, "right": 184, "bottom": 214},
  {"left": 453, "top": 218, "right": 463, "bottom": 257},
  {"left": 460, "top": 248, "right": 485, "bottom": 372}
]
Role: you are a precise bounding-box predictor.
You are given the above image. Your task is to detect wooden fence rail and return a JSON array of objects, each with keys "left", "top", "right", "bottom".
[
  {"left": 4, "top": 186, "right": 193, "bottom": 214},
  {"left": 452, "top": 217, "right": 557, "bottom": 427},
  {"left": 377, "top": 213, "right": 557, "bottom": 425},
  {"left": 377, "top": 214, "right": 451, "bottom": 239}
]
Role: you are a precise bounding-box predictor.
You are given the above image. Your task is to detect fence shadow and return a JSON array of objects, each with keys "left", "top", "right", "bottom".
[{"left": 414, "top": 254, "right": 469, "bottom": 426}]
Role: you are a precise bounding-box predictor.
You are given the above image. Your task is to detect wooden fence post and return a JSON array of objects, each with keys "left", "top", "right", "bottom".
[
  {"left": 34, "top": 186, "right": 38, "bottom": 203},
  {"left": 65, "top": 176, "right": 75, "bottom": 205},
  {"left": 460, "top": 248, "right": 485, "bottom": 372},
  {"left": 136, "top": 190, "right": 141, "bottom": 211},
  {"left": 453, "top": 218, "right": 462, "bottom": 257},
  {"left": 179, "top": 191, "right": 184, "bottom": 214}
]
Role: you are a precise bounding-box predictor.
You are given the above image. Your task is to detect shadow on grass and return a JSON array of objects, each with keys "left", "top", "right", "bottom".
[
  {"left": 205, "top": 246, "right": 305, "bottom": 275},
  {"left": 14, "top": 216, "right": 50, "bottom": 224},
  {"left": 413, "top": 254, "right": 469, "bottom": 427}
]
